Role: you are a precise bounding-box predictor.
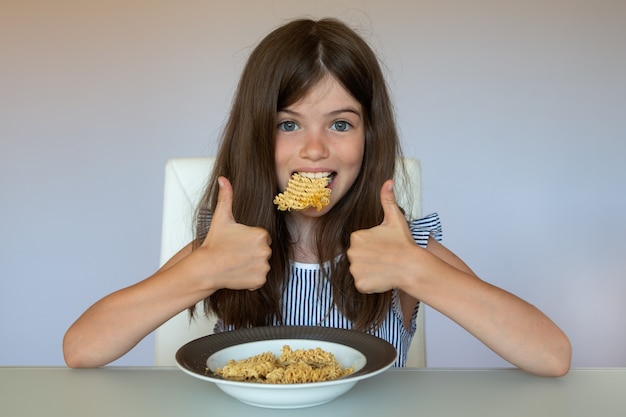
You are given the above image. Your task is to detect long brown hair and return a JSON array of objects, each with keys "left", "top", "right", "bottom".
[{"left": 193, "top": 18, "right": 405, "bottom": 331}]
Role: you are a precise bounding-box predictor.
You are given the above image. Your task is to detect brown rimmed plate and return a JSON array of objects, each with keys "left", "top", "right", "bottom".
[{"left": 175, "top": 326, "right": 397, "bottom": 408}]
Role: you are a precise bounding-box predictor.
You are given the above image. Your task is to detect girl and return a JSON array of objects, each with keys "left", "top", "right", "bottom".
[{"left": 63, "top": 18, "right": 571, "bottom": 375}]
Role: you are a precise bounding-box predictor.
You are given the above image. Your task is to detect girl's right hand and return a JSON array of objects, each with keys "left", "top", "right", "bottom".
[
  {"left": 190, "top": 176, "right": 271, "bottom": 292},
  {"left": 63, "top": 176, "right": 271, "bottom": 368}
]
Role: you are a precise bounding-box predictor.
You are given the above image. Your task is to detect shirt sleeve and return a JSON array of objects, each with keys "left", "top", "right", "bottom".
[{"left": 409, "top": 213, "right": 442, "bottom": 248}]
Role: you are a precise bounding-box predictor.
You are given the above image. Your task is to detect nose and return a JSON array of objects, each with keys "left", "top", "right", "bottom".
[{"left": 299, "top": 131, "right": 329, "bottom": 160}]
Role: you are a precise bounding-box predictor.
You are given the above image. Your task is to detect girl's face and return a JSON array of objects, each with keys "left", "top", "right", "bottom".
[{"left": 274, "top": 76, "right": 365, "bottom": 217}]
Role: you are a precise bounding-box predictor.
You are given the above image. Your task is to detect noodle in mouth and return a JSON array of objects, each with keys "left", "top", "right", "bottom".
[
  {"left": 273, "top": 173, "right": 331, "bottom": 211},
  {"left": 215, "top": 345, "right": 354, "bottom": 384}
]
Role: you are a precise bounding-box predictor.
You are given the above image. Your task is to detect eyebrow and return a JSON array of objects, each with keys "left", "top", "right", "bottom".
[{"left": 278, "top": 107, "right": 362, "bottom": 119}]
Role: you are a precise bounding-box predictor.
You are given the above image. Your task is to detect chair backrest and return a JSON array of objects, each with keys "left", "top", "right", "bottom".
[{"left": 154, "top": 157, "right": 426, "bottom": 367}]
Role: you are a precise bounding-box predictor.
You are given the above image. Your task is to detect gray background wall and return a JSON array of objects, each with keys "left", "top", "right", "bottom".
[{"left": 1, "top": 0, "right": 624, "bottom": 368}]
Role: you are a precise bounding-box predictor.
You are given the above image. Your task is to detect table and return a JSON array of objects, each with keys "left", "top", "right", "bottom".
[{"left": 1, "top": 367, "right": 624, "bottom": 416}]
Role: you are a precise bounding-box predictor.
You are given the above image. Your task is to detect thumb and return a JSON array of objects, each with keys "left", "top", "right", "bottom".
[
  {"left": 380, "top": 179, "right": 403, "bottom": 225},
  {"left": 212, "top": 176, "right": 235, "bottom": 224}
]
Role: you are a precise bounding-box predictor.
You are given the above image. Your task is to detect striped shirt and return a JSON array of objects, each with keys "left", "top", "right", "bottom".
[{"left": 214, "top": 212, "right": 443, "bottom": 366}]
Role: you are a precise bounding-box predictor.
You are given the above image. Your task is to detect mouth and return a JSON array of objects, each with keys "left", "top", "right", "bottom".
[
  {"left": 274, "top": 172, "right": 333, "bottom": 211},
  {"left": 294, "top": 171, "right": 336, "bottom": 186}
]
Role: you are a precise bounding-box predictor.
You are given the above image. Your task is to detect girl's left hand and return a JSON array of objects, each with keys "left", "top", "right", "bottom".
[{"left": 347, "top": 179, "right": 419, "bottom": 294}]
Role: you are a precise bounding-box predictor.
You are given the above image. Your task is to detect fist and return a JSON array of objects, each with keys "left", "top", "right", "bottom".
[
  {"left": 197, "top": 177, "right": 271, "bottom": 291},
  {"left": 347, "top": 180, "right": 416, "bottom": 294}
]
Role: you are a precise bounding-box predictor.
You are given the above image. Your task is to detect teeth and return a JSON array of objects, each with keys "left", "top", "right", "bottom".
[{"left": 298, "top": 171, "right": 332, "bottom": 179}]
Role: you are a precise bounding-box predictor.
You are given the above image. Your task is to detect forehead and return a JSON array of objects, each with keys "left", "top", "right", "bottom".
[{"left": 281, "top": 76, "right": 361, "bottom": 113}]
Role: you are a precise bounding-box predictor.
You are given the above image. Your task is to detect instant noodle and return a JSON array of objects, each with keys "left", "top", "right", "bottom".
[{"left": 216, "top": 345, "right": 354, "bottom": 384}]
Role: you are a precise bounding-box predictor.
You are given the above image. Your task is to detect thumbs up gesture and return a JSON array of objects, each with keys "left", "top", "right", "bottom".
[
  {"left": 194, "top": 177, "right": 271, "bottom": 291},
  {"left": 347, "top": 180, "right": 418, "bottom": 294}
]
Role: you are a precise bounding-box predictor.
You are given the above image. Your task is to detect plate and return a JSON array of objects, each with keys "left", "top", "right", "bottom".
[{"left": 175, "top": 326, "right": 397, "bottom": 408}]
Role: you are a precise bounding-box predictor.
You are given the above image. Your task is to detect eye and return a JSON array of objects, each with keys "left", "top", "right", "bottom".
[
  {"left": 278, "top": 120, "right": 300, "bottom": 132},
  {"left": 330, "top": 120, "right": 352, "bottom": 132}
]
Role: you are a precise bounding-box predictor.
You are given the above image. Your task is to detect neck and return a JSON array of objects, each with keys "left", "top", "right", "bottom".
[{"left": 285, "top": 212, "right": 319, "bottom": 263}]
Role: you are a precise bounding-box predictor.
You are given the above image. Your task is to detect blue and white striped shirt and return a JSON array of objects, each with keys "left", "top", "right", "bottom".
[{"left": 215, "top": 213, "right": 442, "bottom": 366}]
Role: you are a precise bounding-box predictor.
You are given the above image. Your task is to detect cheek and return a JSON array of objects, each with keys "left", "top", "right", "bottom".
[
  {"left": 347, "top": 145, "right": 365, "bottom": 172},
  {"left": 339, "top": 152, "right": 364, "bottom": 192},
  {"left": 274, "top": 149, "right": 291, "bottom": 187}
]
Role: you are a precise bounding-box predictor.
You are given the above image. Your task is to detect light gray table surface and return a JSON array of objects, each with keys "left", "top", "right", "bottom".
[{"left": 1, "top": 367, "right": 624, "bottom": 416}]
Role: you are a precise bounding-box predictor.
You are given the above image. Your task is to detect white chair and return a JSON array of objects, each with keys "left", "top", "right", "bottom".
[{"left": 154, "top": 157, "right": 426, "bottom": 367}]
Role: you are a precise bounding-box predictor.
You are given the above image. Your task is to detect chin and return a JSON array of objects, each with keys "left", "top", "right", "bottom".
[{"left": 300, "top": 205, "right": 334, "bottom": 217}]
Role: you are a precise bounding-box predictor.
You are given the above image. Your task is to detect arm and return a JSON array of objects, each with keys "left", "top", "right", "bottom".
[
  {"left": 414, "top": 238, "right": 571, "bottom": 376},
  {"left": 63, "top": 177, "right": 271, "bottom": 368},
  {"left": 63, "top": 244, "right": 203, "bottom": 368},
  {"left": 347, "top": 180, "right": 571, "bottom": 376}
]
